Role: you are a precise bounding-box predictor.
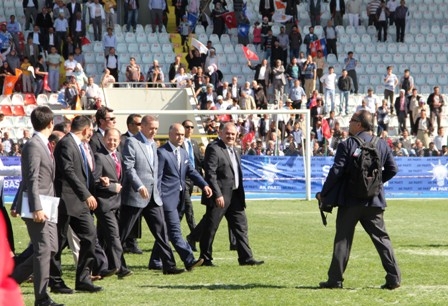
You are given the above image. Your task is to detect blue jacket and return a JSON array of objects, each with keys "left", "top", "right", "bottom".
[{"left": 320, "top": 131, "right": 398, "bottom": 208}]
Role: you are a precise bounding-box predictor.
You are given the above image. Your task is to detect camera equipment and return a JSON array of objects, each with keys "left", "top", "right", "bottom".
[{"left": 315, "top": 192, "right": 332, "bottom": 226}]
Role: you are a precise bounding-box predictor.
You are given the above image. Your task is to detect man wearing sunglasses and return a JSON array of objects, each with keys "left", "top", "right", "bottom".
[{"left": 90, "top": 106, "right": 116, "bottom": 154}]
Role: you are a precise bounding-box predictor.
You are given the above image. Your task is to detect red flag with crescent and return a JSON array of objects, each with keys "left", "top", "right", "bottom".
[
  {"left": 242, "top": 46, "right": 259, "bottom": 61},
  {"left": 222, "top": 12, "right": 237, "bottom": 29},
  {"left": 43, "top": 74, "right": 51, "bottom": 92},
  {"left": 321, "top": 118, "right": 331, "bottom": 139}
]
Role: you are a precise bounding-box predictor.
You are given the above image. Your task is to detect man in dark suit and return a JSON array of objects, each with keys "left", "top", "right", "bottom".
[
  {"left": 120, "top": 115, "right": 184, "bottom": 275},
  {"left": 318, "top": 110, "right": 401, "bottom": 290},
  {"left": 179, "top": 120, "right": 202, "bottom": 237},
  {"left": 67, "top": 0, "right": 82, "bottom": 27},
  {"left": 11, "top": 106, "right": 63, "bottom": 306},
  {"left": 53, "top": 116, "right": 103, "bottom": 292},
  {"left": 119, "top": 114, "right": 144, "bottom": 254},
  {"left": 90, "top": 106, "right": 116, "bottom": 154},
  {"left": 93, "top": 128, "right": 131, "bottom": 277},
  {"left": 35, "top": 7, "right": 53, "bottom": 38},
  {"left": 149, "top": 123, "right": 211, "bottom": 270},
  {"left": 70, "top": 11, "right": 86, "bottom": 49},
  {"left": 330, "top": 0, "right": 345, "bottom": 26},
  {"left": 198, "top": 122, "right": 264, "bottom": 266}
]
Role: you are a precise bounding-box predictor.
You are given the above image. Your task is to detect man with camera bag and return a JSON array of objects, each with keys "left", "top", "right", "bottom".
[{"left": 317, "top": 110, "right": 401, "bottom": 290}]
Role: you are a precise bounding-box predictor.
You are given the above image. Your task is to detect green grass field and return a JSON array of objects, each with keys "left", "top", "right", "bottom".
[{"left": 9, "top": 199, "right": 448, "bottom": 306}]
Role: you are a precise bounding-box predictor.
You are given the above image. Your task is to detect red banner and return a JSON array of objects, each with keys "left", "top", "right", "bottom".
[
  {"left": 321, "top": 118, "right": 331, "bottom": 139},
  {"left": 2, "top": 69, "right": 22, "bottom": 95},
  {"left": 43, "top": 75, "right": 51, "bottom": 92},
  {"left": 242, "top": 46, "right": 259, "bottom": 61},
  {"left": 222, "top": 12, "right": 237, "bottom": 29}
]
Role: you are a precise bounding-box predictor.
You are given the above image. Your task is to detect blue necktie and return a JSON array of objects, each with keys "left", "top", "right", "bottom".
[
  {"left": 187, "top": 140, "right": 195, "bottom": 168},
  {"left": 79, "top": 143, "right": 89, "bottom": 187}
]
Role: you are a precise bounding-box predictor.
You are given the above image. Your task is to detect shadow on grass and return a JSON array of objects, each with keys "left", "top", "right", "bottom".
[
  {"left": 141, "top": 283, "right": 286, "bottom": 290},
  {"left": 403, "top": 244, "right": 448, "bottom": 248}
]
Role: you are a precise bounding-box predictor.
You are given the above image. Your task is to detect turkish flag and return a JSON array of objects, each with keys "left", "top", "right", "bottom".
[
  {"left": 242, "top": 46, "right": 259, "bottom": 61},
  {"left": 222, "top": 12, "right": 237, "bottom": 29},
  {"left": 242, "top": 131, "right": 255, "bottom": 151},
  {"left": 43, "top": 75, "right": 51, "bottom": 92},
  {"left": 80, "top": 36, "right": 91, "bottom": 46},
  {"left": 275, "top": 0, "right": 286, "bottom": 10},
  {"left": 310, "top": 38, "right": 327, "bottom": 57},
  {"left": 2, "top": 69, "right": 22, "bottom": 95},
  {"left": 321, "top": 118, "right": 331, "bottom": 139}
]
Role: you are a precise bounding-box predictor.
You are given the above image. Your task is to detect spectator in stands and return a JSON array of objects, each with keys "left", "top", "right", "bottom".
[
  {"left": 289, "top": 79, "right": 306, "bottom": 110},
  {"left": 74, "top": 46, "right": 85, "bottom": 68},
  {"left": 367, "top": 0, "right": 381, "bottom": 26},
  {"left": 173, "top": 0, "right": 188, "bottom": 28},
  {"left": 252, "top": 21, "right": 262, "bottom": 52},
  {"left": 303, "top": 26, "right": 318, "bottom": 56},
  {"left": 26, "top": 26, "right": 41, "bottom": 55},
  {"left": 85, "top": 76, "right": 102, "bottom": 108},
  {"left": 383, "top": 66, "right": 398, "bottom": 114},
  {"left": 362, "top": 88, "right": 378, "bottom": 118},
  {"left": 399, "top": 129, "right": 412, "bottom": 151},
  {"left": 34, "top": 55, "right": 47, "bottom": 96},
  {"left": 54, "top": 13, "right": 69, "bottom": 52},
  {"left": 324, "top": 19, "right": 338, "bottom": 59},
  {"left": 253, "top": 81, "right": 268, "bottom": 109},
  {"left": 315, "top": 50, "right": 325, "bottom": 94},
  {"left": 65, "top": 76, "right": 80, "bottom": 109},
  {"left": 204, "top": 48, "right": 218, "bottom": 71},
  {"left": 377, "top": 99, "right": 390, "bottom": 136},
  {"left": 330, "top": 0, "right": 345, "bottom": 26},
  {"left": 309, "top": 0, "right": 323, "bottom": 26},
  {"left": 407, "top": 88, "right": 422, "bottom": 135},
  {"left": 442, "top": 146, "right": 448, "bottom": 156},
  {"left": 272, "top": 59, "right": 286, "bottom": 101},
  {"left": 392, "top": 141, "right": 408, "bottom": 157},
  {"left": 0, "top": 62, "right": 13, "bottom": 90},
  {"left": 6, "top": 15, "right": 21, "bottom": 56},
  {"left": 424, "top": 142, "right": 439, "bottom": 157},
  {"left": 270, "top": 40, "right": 284, "bottom": 67},
  {"left": 211, "top": 2, "right": 227, "bottom": 38},
  {"left": 23, "top": 0, "right": 39, "bottom": 31},
  {"left": 415, "top": 109, "right": 432, "bottom": 148},
  {"left": 311, "top": 97, "right": 324, "bottom": 130},
  {"left": 101, "top": 68, "right": 116, "bottom": 88},
  {"left": 17, "top": 129, "right": 31, "bottom": 150},
  {"left": 394, "top": 0, "right": 407, "bottom": 42},
  {"left": 171, "top": 66, "right": 190, "bottom": 88},
  {"left": 399, "top": 69, "right": 413, "bottom": 96},
  {"left": 262, "top": 29, "right": 277, "bottom": 62},
  {"left": 303, "top": 55, "right": 317, "bottom": 99},
  {"left": 198, "top": 84, "right": 216, "bottom": 110},
  {"left": 53, "top": 0, "right": 70, "bottom": 21},
  {"left": 148, "top": 0, "right": 166, "bottom": 33},
  {"left": 320, "top": 66, "right": 337, "bottom": 113},
  {"left": 102, "top": 27, "right": 117, "bottom": 56},
  {"left": 71, "top": 11, "right": 86, "bottom": 49},
  {"left": 104, "top": 47, "right": 118, "bottom": 83},
  {"left": 178, "top": 15, "right": 191, "bottom": 52},
  {"left": 186, "top": 48, "right": 204, "bottom": 70},
  {"left": 259, "top": 0, "right": 275, "bottom": 21},
  {"left": 2, "top": 132, "right": 14, "bottom": 154},
  {"left": 248, "top": 59, "right": 271, "bottom": 96},
  {"left": 426, "top": 86, "right": 444, "bottom": 133},
  {"left": 73, "top": 63, "right": 88, "bottom": 89},
  {"left": 20, "top": 57, "right": 33, "bottom": 94},
  {"left": 24, "top": 37, "right": 39, "bottom": 67},
  {"left": 0, "top": 143, "right": 6, "bottom": 156},
  {"left": 395, "top": 89, "right": 408, "bottom": 134},
  {"left": 87, "top": 0, "right": 106, "bottom": 41},
  {"left": 67, "top": 0, "right": 82, "bottom": 27},
  {"left": 337, "top": 69, "right": 353, "bottom": 115},
  {"left": 376, "top": 1, "right": 389, "bottom": 42},
  {"left": 346, "top": 0, "right": 362, "bottom": 29},
  {"left": 35, "top": 7, "right": 53, "bottom": 38},
  {"left": 386, "top": 0, "right": 398, "bottom": 25},
  {"left": 6, "top": 49, "right": 21, "bottom": 71},
  {"left": 260, "top": 17, "right": 271, "bottom": 50},
  {"left": 285, "top": 57, "right": 300, "bottom": 89},
  {"left": 168, "top": 56, "right": 185, "bottom": 85},
  {"left": 125, "top": 57, "right": 141, "bottom": 85},
  {"left": 207, "top": 64, "right": 219, "bottom": 89},
  {"left": 125, "top": 0, "right": 139, "bottom": 32},
  {"left": 42, "top": 27, "right": 56, "bottom": 52},
  {"left": 47, "top": 46, "right": 62, "bottom": 93},
  {"left": 289, "top": 26, "right": 302, "bottom": 61},
  {"left": 277, "top": 26, "right": 289, "bottom": 65},
  {"left": 433, "top": 127, "right": 447, "bottom": 152},
  {"left": 64, "top": 53, "right": 78, "bottom": 82},
  {"left": 239, "top": 91, "right": 256, "bottom": 111},
  {"left": 410, "top": 138, "right": 424, "bottom": 157},
  {"left": 412, "top": 99, "right": 427, "bottom": 136},
  {"left": 147, "top": 60, "right": 165, "bottom": 87},
  {"left": 343, "top": 51, "right": 358, "bottom": 94},
  {"left": 103, "top": 0, "right": 117, "bottom": 29}
]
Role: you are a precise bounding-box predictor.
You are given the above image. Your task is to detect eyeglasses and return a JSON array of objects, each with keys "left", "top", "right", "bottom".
[
  {"left": 105, "top": 117, "right": 116, "bottom": 121},
  {"left": 349, "top": 118, "right": 360, "bottom": 123},
  {"left": 133, "top": 122, "right": 141, "bottom": 126},
  {"left": 184, "top": 126, "right": 194, "bottom": 129}
]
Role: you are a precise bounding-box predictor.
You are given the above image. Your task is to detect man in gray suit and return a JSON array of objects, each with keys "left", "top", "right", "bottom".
[
  {"left": 11, "top": 106, "right": 63, "bottom": 306},
  {"left": 120, "top": 115, "right": 184, "bottom": 275}
]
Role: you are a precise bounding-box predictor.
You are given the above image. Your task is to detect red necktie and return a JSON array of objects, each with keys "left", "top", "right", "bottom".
[
  {"left": 111, "top": 152, "right": 121, "bottom": 179},
  {"left": 47, "top": 142, "right": 53, "bottom": 158}
]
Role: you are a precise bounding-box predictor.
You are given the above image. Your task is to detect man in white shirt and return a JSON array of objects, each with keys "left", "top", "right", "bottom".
[
  {"left": 433, "top": 127, "right": 447, "bottom": 152},
  {"left": 54, "top": 13, "right": 69, "bottom": 52},
  {"left": 87, "top": 0, "right": 106, "bottom": 41},
  {"left": 383, "top": 65, "right": 398, "bottom": 115},
  {"left": 64, "top": 53, "right": 78, "bottom": 82},
  {"left": 84, "top": 77, "right": 102, "bottom": 107},
  {"left": 362, "top": 88, "right": 379, "bottom": 118},
  {"left": 320, "top": 66, "right": 338, "bottom": 114},
  {"left": 102, "top": 27, "right": 117, "bottom": 55}
]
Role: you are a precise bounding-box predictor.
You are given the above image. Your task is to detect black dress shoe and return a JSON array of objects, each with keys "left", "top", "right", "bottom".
[
  {"left": 148, "top": 265, "right": 163, "bottom": 271},
  {"left": 186, "top": 235, "right": 197, "bottom": 252},
  {"left": 381, "top": 282, "right": 400, "bottom": 290},
  {"left": 163, "top": 267, "right": 185, "bottom": 275},
  {"left": 229, "top": 244, "right": 237, "bottom": 251},
  {"left": 319, "top": 281, "right": 343, "bottom": 289},
  {"left": 116, "top": 268, "right": 133, "bottom": 278},
  {"left": 50, "top": 284, "right": 74, "bottom": 294},
  {"left": 239, "top": 259, "right": 265, "bottom": 266},
  {"left": 186, "top": 258, "right": 204, "bottom": 271},
  {"left": 100, "top": 268, "right": 119, "bottom": 278},
  {"left": 35, "top": 298, "right": 64, "bottom": 306},
  {"left": 75, "top": 284, "right": 103, "bottom": 293},
  {"left": 123, "top": 246, "right": 143, "bottom": 254},
  {"left": 203, "top": 260, "right": 215, "bottom": 267}
]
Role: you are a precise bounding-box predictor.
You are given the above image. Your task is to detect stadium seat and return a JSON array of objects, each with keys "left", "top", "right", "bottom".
[
  {"left": 409, "top": 64, "right": 420, "bottom": 74},
  {"left": 223, "top": 43, "right": 234, "bottom": 53},
  {"left": 48, "top": 93, "right": 59, "bottom": 105},
  {"left": 153, "top": 53, "right": 163, "bottom": 64},
  {"left": 0, "top": 105, "right": 13, "bottom": 116},
  {"left": 11, "top": 94, "right": 24, "bottom": 106},
  {"left": 135, "top": 24, "right": 144, "bottom": 33},
  {"left": 125, "top": 32, "right": 136, "bottom": 43},
  {"left": 408, "top": 43, "right": 419, "bottom": 53},
  {"left": 376, "top": 43, "right": 386, "bottom": 53},
  {"left": 220, "top": 34, "right": 231, "bottom": 44},
  {"left": 432, "top": 64, "right": 442, "bottom": 74},
  {"left": 370, "top": 53, "right": 381, "bottom": 64},
  {"left": 36, "top": 94, "right": 49, "bottom": 106},
  {"left": 398, "top": 64, "right": 408, "bottom": 72},
  {"left": 343, "top": 43, "right": 354, "bottom": 54},
  {"left": 350, "top": 34, "right": 360, "bottom": 44},
  {"left": 85, "top": 63, "right": 98, "bottom": 75},
  {"left": 136, "top": 32, "right": 147, "bottom": 43},
  {"left": 426, "top": 53, "right": 436, "bottom": 63},
  {"left": 114, "top": 24, "right": 122, "bottom": 33},
  {"left": 346, "top": 25, "right": 356, "bottom": 35},
  {"left": 147, "top": 33, "right": 158, "bottom": 43},
  {"left": 23, "top": 94, "right": 36, "bottom": 105},
  {"left": 409, "top": 24, "right": 419, "bottom": 35},
  {"left": 387, "top": 43, "right": 397, "bottom": 53},
  {"left": 438, "top": 74, "right": 448, "bottom": 85},
  {"left": 339, "top": 34, "right": 349, "bottom": 44},
  {"left": 421, "top": 64, "right": 431, "bottom": 74},
  {"left": 327, "top": 54, "right": 337, "bottom": 64},
  {"left": 382, "top": 54, "right": 392, "bottom": 65},
  {"left": 414, "top": 34, "right": 424, "bottom": 44},
  {"left": 159, "top": 33, "right": 170, "bottom": 44},
  {"left": 357, "top": 26, "right": 367, "bottom": 35},
  {"left": 195, "top": 25, "right": 205, "bottom": 34},
  {"left": 213, "top": 43, "right": 223, "bottom": 53},
  {"left": 226, "top": 53, "right": 238, "bottom": 64},
  {"left": 393, "top": 53, "right": 403, "bottom": 64},
  {"left": 437, "top": 53, "right": 447, "bottom": 63},
  {"left": 354, "top": 43, "right": 364, "bottom": 54},
  {"left": 361, "top": 34, "right": 371, "bottom": 44},
  {"left": 414, "top": 53, "right": 426, "bottom": 64},
  {"left": 398, "top": 43, "right": 408, "bottom": 54},
  {"left": 335, "top": 25, "right": 344, "bottom": 35},
  {"left": 403, "top": 54, "right": 414, "bottom": 64},
  {"left": 358, "top": 75, "right": 369, "bottom": 86},
  {"left": 433, "top": 10, "right": 444, "bottom": 20},
  {"left": 420, "top": 85, "right": 431, "bottom": 94},
  {"left": 127, "top": 43, "right": 138, "bottom": 53},
  {"left": 164, "top": 53, "right": 175, "bottom": 64},
  {"left": 115, "top": 32, "right": 124, "bottom": 41},
  {"left": 197, "top": 33, "right": 208, "bottom": 44},
  {"left": 414, "top": 75, "right": 426, "bottom": 85},
  {"left": 426, "top": 33, "right": 436, "bottom": 44},
  {"left": 151, "top": 43, "right": 161, "bottom": 53},
  {"left": 367, "top": 25, "right": 376, "bottom": 35},
  {"left": 84, "top": 52, "right": 95, "bottom": 64},
  {"left": 376, "top": 63, "right": 386, "bottom": 75},
  {"left": 139, "top": 43, "right": 150, "bottom": 53},
  {"left": 426, "top": 74, "right": 438, "bottom": 86},
  {"left": 162, "top": 44, "right": 173, "bottom": 53},
  {"left": 356, "top": 63, "right": 365, "bottom": 75},
  {"left": 116, "top": 43, "right": 127, "bottom": 54},
  {"left": 404, "top": 34, "right": 414, "bottom": 44},
  {"left": 230, "top": 64, "right": 241, "bottom": 74},
  {"left": 13, "top": 105, "right": 26, "bottom": 116},
  {"left": 0, "top": 95, "right": 12, "bottom": 105},
  {"left": 93, "top": 42, "right": 103, "bottom": 53},
  {"left": 365, "top": 64, "right": 376, "bottom": 74}
]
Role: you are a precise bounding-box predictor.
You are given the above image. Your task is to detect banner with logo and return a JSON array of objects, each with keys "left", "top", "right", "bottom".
[{"left": 241, "top": 156, "right": 448, "bottom": 198}]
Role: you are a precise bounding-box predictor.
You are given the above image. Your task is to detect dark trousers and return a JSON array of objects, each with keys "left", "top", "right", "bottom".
[
  {"left": 179, "top": 178, "right": 197, "bottom": 232},
  {"left": 12, "top": 220, "right": 57, "bottom": 302},
  {"left": 327, "top": 206, "right": 401, "bottom": 284},
  {"left": 120, "top": 201, "right": 176, "bottom": 270},
  {"left": 108, "top": 67, "right": 119, "bottom": 83},
  {"left": 377, "top": 21, "right": 388, "bottom": 42},
  {"left": 326, "top": 38, "right": 337, "bottom": 59},
  {"left": 199, "top": 190, "right": 253, "bottom": 263},
  {"left": 395, "top": 18, "right": 406, "bottom": 42},
  {"left": 51, "top": 211, "right": 98, "bottom": 287},
  {"left": 430, "top": 108, "right": 442, "bottom": 131},
  {"left": 96, "top": 209, "right": 123, "bottom": 271},
  {"left": 397, "top": 110, "right": 407, "bottom": 133},
  {"left": 347, "top": 70, "right": 358, "bottom": 94}
]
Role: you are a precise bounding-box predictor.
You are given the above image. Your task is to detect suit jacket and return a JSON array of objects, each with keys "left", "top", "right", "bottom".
[
  {"left": 14, "top": 134, "right": 55, "bottom": 214},
  {"left": 89, "top": 130, "right": 105, "bottom": 154},
  {"left": 181, "top": 138, "right": 202, "bottom": 174},
  {"left": 93, "top": 147, "right": 122, "bottom": 213},
  {"left": 23, "top": 43, "right": 40, "bottom": 64},
  {"left": 157, "top": 143, "right": 207, "bottom": 212},
  {"left": 394, "top": 96, "right": 408, "bottom": 114},
  {"left": 320, "top": 131, "right": 398, "bottom": 208},
  {"left": 23, "top": 0, "right": 38, "bottom": 8},
  {"left": 35, "top": 13, "right": 53, "bottom": 30},
  {"left": 67, "top": 2, "right": 82, "bottom": 21},
  {"left": 330, "top": 0, "right": 345, "bottom": 15},
  {"left": 54, "top": 133, "right": 95, "bottom": 217},
  {"left": 121, "top": 132, "right": 162, "bottom": 208},
  {"left": 70, "top": 18, "right": 86, "bottom": 37},
  {"left": 249, "top": 64, "right": 271, "bottom": 85},
  {"left": 119, "top": 131, "right": 133, "bottom": 152},
  {"left": 309, "top": 0, "right": 322, "bottom": 14},
  {"left": 201, "top": 139, "right": 245, "bottom": 207}
]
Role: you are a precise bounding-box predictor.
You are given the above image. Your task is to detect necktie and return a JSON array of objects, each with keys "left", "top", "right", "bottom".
[
  {"left": 47, "top": 142, "right": 53, "bottom": 158},
  {"left": 175, "top": 148, "right": 181, "bottom": 170},
  {"left": 79, "top": 143, "right": 89, "bottom": 187},
  {"left": 187, "top": 140, "right": 195, "bottom": 168},
  {"left": 146, "top": 142, "right": 154, "bottom": 167},
  {"left": 111, "top": 152, "right": 121, "bottom": 179},
  {"left": 228, "top": 147, "right": 239, "bottom": 190},
  {"left": 83, "top": 142, "right": 94, "bottom": 171}
]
